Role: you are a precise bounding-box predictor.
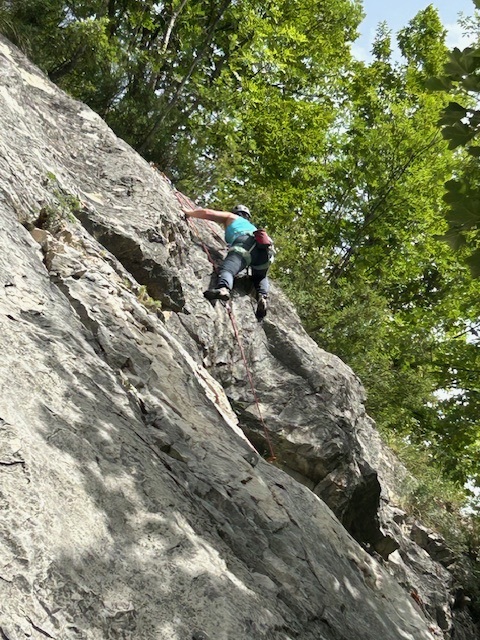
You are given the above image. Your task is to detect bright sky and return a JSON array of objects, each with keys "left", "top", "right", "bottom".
[{"left": 353, "top": 0, "right": 477, "bottom": 60}]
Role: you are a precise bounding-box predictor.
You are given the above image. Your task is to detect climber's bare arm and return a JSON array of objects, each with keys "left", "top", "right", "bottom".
[{"left": 183, "top": 207, "right": 236, "bottom": 227}]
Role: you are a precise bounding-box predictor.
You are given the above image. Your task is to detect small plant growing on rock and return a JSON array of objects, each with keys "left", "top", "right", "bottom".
[
  {"left": 34, "top": 173, "right": 82, "bottom": 233},
  {"left": 136, "top": 285, "right": 162, "bottom": 311}
]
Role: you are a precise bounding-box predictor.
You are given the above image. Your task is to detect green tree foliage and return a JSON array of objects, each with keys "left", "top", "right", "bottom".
[
  {"left": 0, "top": 0, "right": 362, "bottom": 185},
  {"left": 426, "top": 1, "right": 480, "bottom": 277},
  {"left": 275, "top": 8, "right": 480, "bottom": 488}
]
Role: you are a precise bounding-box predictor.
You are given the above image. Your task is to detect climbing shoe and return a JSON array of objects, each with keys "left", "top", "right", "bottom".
[
  {"left": 204, "top": 287, "right": 230, "bottom": 301},
  {"left": 255, "top": 295, "right": 268, "bottom": 321}
]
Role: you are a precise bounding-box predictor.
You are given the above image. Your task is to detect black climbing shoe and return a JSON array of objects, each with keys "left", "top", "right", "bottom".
[
  {"left": 255, "top": 295, "right": 268, "bottom": 320},
  {"left": 204, "top": 287, "right": 230, "bottom": 301}
]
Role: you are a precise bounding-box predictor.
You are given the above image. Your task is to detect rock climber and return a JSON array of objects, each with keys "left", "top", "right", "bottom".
[{"left": 182, "top": 204, "right": 272, "bottom": 320}]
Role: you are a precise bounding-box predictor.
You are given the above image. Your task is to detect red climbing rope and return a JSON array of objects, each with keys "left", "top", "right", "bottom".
[
  {"left": 173, "top": 189, "right": 276, "bottom": 462},
  {"left": 224, "top": 303, "right": 276, "bottom": 462}
]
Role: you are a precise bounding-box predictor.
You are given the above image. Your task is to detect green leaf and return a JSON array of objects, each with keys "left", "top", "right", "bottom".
[
  {"left": 438, "top": 102, "right": 468, "bottom": 126},
  {"left": 465, "top": 248, "right": 480, "bottom": 278},
  {"left": 442, "top": 122, "right": 476, "bottom": 149},
  {"left": 461, "top": 74, "right": 480, "bottom": 91},
  {"left": 445, "top": 48, "right": 480, "bottom": 76},
  {"left": 444, "top": 179, "right": 466, "bottom": 194},
  {"left": 425, "top": 76, "right": 453, "bottom": 91},
  {"left": 443, "top": 191, "right": 464, "bottom": 205},
  {"left": 467, "top": 146, "right": 480, "bottom": 157},
  {"left": 469, "top": 110, "right": 480, "bottom": 129},
  {"left": 434, "top": 231, "right": 467, "bottom": 251},
  {"left": 446, "top": 202, "right": 480, "bottom": 229}
]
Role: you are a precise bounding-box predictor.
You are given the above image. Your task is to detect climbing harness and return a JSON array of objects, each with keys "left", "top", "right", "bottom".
[{"left": 173, "top": 188, "right": 276, "bottom": 463}]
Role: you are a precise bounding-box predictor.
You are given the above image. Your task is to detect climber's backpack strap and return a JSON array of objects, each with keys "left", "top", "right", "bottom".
[{"left": 229, "top": 229, "right": 275, "bottom": 269}]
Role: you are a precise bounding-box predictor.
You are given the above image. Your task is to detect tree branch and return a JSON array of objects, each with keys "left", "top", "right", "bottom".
[
  {"left": 137, "top": 0, "right": 233, "bottom": 154},
  {"left": 327, "top": 132, "right": 442, "bottom": 283},
  {"left": 161, "top": 0, "right": 189, "bottom": 54},
  {"left": 48, "top": 43, "right": 88, "bottom": 81}
]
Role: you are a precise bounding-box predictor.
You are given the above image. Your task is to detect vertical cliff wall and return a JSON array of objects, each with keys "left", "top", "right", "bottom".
[{"left": 0, "top": 35, "right": 476, "bottom": 640}]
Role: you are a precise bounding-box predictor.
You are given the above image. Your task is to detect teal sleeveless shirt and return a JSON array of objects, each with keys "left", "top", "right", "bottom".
[{"left": 224, "top": 217, "right": 257, "bottom": 245}]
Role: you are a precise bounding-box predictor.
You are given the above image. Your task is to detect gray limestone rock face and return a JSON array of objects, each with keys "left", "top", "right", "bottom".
[{"left": 0, "top": 34, "right": 477, "bottom": 640}]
